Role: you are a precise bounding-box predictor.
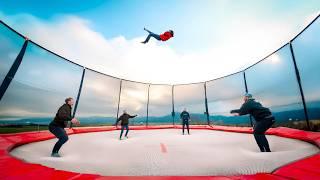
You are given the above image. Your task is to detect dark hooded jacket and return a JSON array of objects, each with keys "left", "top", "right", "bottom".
[
  {"left": 231, "top": 99, "right": 273, "bottom": 121},
  {"left": 50, "top": 104, "right": 72, "bottom": 128},
  {"left": 117, "top": 113, "right": 137, "bottom": 126}
]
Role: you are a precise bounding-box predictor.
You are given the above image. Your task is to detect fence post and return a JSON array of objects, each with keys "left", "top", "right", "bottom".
[
  {"left": 243, "top": 71, "right": 253, "bottom": 127},
  {"left": 146, "top": 84, "right": 150, "bottom": 127},
  {"left": 0, "top": 39, "right": 29, "bottom": 101},
  {"left": 204, "top": 82, "right": 210, "bottom": 125},
  {"left": 289, "top": 42, "right": 311, "bottom": 130},
  {"left": 70, "top": 68, "right": 86, "bottom": 128},
  {"left": 116, "top": 80, "right": 123, "bottom": 125},
  {"left": 172, "top": 85, "right": 175, "bottom": 126}
]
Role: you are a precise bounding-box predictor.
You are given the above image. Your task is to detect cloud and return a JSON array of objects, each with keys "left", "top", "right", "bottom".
[
  {"left": 303, "top": 10, "right": 320, "bottom": 27},
  {"left": 1, "top": 11, "right": 314, "bottom": 84},
  {"left": 0, "top": 11, "right": 318, "bottom": 119}
]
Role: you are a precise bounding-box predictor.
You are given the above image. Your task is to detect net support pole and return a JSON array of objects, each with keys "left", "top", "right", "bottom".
[
  {"left": 0, "top": 39, "right": 28, "bottom": 101},
  {"left": 172, "top": 85, "right": 175, "bottom": 126},
  {"left": 146, "top": 84, "right": 150, "bottom": 127},
  {"left": 204, "top": 82, "right": 210, "bottom": 125},
  {"left": 70, "top": 68, "right": 86, "bottom": 128},
  {"left": 116, "top": 80, "right": 123, "bottom": 124},
  {"left": 243, "top": 71, "right": 253, "bottom": 127},
  {"left": 289, "top": 42, "right": 311, "bottom": 130}
]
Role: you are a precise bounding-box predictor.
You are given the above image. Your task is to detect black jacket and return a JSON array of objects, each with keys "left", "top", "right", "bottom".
[
  {"left": 231, "top": 99, "right": 273, "bottom": 121},
  {"left": 50, "top": 104, "right": 72, "bottom": 128},
  {"left": 180, "top": 111, "right": 190, "bottom": 121},
  {"left": 117, "top": 113, "right": 136, "bottom": 126}
]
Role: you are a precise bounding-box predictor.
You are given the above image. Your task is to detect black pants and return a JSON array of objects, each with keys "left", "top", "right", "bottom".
[
  {"left": 49, "top": 124, "right": 69, "bottom": 154},
  {"left": 143, "top": 32, "right": 161, "bottom": 43},
  {"left": 182, "top": 120, "right": 190, "bottom": 134},
  {"left": 120, "top": 124, "right": 129, "bottom": 138},
  {"left": 253, "top": 120, "right": 274, "bottom": 152}
]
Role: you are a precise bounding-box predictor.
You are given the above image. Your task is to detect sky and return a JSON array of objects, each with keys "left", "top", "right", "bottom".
[
  {"left": 0, "top": 0, "right": 319, "bottom": 84},
  {"left": 0, "top": 1, "right": 320, "bottom": 119}
]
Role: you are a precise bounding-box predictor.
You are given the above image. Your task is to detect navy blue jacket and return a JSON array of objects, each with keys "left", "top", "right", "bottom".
[{"left": 180, "top": 111, "right": 190, "bottom": 121}]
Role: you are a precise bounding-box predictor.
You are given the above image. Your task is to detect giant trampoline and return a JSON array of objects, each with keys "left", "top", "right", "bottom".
[
  {"left": 10, "top": 129, "right": 319, "bottom": 176},
  {"left": 1, "top": 11, "right": 320, "bottom": 180}
]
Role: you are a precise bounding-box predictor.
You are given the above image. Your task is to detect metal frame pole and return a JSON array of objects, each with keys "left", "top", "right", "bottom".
[
  {"left": 116, "top": 80, "right": 123, "bottom": 122},
  {"left": 204, "top": 82, "right": 210, "bottom": 125},
  {"left": 243, "top": 71, "right": 253, "bottom": 127},
  {"left": 172, "top": 85, "right": 175, "bottom": 126},
  {"left": 70, "top": 68, "right": 86, "bottom": 128},
  {"left": 0, "top": 39, "right": 29, "bottom": 101},
  {"left": 289, "top": 42, "right": 311, "bottom": 130},
  {"left": 146, "top": 84, "right": 150, "bottom": 127}
]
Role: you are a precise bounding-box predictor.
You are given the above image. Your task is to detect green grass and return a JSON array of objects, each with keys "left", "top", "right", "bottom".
[
  {"left": 0, "top": 125, "right": 48, "bottom": 134},
  {"left": 1, "top": 120, "right": 319, "bottom": 134},
  {"left": 309, "top": 120, "right": 320, "bottom": 132},
  {"left": 279, "top": 119, "right": 320, "bottom": 131},
  {"left": 212, "top": 120, "right": 320, "bottom": 132}
]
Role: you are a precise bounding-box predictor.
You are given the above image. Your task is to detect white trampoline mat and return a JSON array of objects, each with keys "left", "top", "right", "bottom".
[{"left": 10, "top": 129, "right": 319, "bottom": 176}]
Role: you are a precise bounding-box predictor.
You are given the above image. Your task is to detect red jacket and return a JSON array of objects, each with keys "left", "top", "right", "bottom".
[{"left": 160, "top": 31, "right": 173, "bottom": 41}]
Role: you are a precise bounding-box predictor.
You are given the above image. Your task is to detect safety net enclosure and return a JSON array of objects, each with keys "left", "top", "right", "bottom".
[
  {"left": 0, "top": 12, "right": 320, "bottom": 180},
  {"left": 10, "top": 129, "right": 319, "bottom": 176},
  {"left": 1, "top": 15, "right": 320, "bottom": 131}
]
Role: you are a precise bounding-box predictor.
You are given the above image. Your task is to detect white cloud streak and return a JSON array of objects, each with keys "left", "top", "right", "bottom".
[{"left": 1, "top": 11, "right": 316, "bottom": 84}]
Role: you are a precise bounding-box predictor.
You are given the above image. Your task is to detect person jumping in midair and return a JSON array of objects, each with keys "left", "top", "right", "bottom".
[{"left": 141, "top": 28, "right": 174, "bottom": 44}]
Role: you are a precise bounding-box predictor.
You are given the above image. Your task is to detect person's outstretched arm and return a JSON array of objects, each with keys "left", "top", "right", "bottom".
[
  {"left": 230, "top": 103, "right": 250, "bottom": 115},
  {"left": 129, "top": 114, "right": 137, "bottom": 118},
  {"left": 230, "top": 109, "right": 240, "bottom": 114}
]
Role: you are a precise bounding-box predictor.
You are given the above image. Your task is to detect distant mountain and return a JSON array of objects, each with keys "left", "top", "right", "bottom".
[{"left": 1, "top": 107, "right": 319, "bottom": 126}]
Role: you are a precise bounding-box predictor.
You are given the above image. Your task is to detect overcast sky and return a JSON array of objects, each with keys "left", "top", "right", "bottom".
[{"left": 0, "top": 0, "right": 319, "bottom": 84}]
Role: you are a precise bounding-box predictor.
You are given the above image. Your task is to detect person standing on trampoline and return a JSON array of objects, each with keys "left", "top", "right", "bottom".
[
  {"left": 141, "top": 28, "right": 174, "bottom": 44},
  {"left": 116, "top": 110, "right": 137, "bottom": 140},
  {"left": 230, "top": 93, "right": 275, "bottom": 152},
  {"left": 49, "top": 97, "right": 80, "bottom": 157},
  {"left": 180, "top": 108, "right": 191, "bottom": 135}
]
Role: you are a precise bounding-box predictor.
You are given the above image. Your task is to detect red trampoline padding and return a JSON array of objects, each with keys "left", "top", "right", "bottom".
[
  {"left": 0, "top": 141, "right": 13, "bottom": 151},
  {"left": 239, "top": 173, "right": 286, "bottom": 180},
  {"left": 72, "top": 126, "right": 116, "bottom": 134},
  {"left": 96, "top": 176, "right": 234, "bottom": 180},
  {"left": 274, "top": 167, "right": 320, "bottom": 180},
  {"left": 0, "top": 126, "right": 319, "bottom": 179},
  {"left": 270, "top": 127, "right": 320, "bottom": 145},
  {"left": 209, "top": 125, "right": 253, "bottom": 134},
  {"left": 95, "top": 174, "right": 284, "bottom": 180},
  {"left": 273, "top": 154, "right": 320, "bottom": 179},
  {"left": 3, "top": 169, "right": 96, "bottom": 180},
  {"left": 0, "top": 159, "right": 50, "bottom": 178},
  {"left": 316, "top": 137, "right": 320, "bottom": 147}
]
